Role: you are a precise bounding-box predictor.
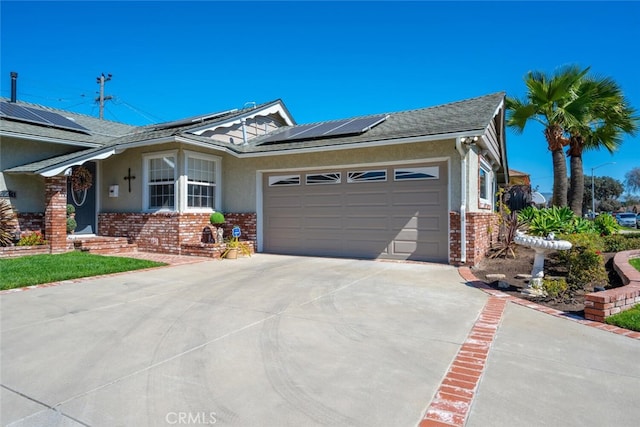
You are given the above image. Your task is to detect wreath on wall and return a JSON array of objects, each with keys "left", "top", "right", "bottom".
[{"left": 70, "top": 166, "right": 93, "bottom": 192}]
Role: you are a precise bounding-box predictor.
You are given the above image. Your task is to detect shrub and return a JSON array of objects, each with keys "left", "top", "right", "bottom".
[
  {"left": 209, "top": 211, "right": 225, "bottom": 224},
  {"left": 518, "top": 206, "right": 595, "bottom": 236},
  {"left": 603, "top": 234, "right": 640, "bottom": 252},
  {"left": 543, "top": 277, "right": 568, "bottom": 299},
  {"left": 67, "top": 217, "right": 77, "bottom": 233},
  {"left": 1, "top": 199, "right": 17, "bottom": 247},
  {"left": 66, "top": 204, "right": 76, "bottom": 215},
  {"left": 593, "top": 213, "right": 620, "bottom": 236},
  {"left": 17, "top": 231, "right": 48, "bottom": 246},
  {"left": 558, "top": 233, "right": 607, "bottom": 292}
]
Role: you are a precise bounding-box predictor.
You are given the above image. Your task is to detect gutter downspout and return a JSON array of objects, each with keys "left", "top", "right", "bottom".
[{"left": 455, "top": 137, "right": 468, "bottom": 264}]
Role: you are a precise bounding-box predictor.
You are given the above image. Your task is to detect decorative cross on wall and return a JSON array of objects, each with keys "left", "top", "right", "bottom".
[{"left": 124, "top": 168, "right": 136, "bottom": 192}]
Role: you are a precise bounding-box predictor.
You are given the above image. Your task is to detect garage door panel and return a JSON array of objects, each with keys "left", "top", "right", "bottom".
[
  {"left": 391, "top": 215, "right": 441, "bottom": 231},
  {"left": 303, "top": 216, "right": 342, "bottom": 228},
  {"left": 393, "top": 240, "right": 441, "bottom": 257},
  {"left": 267, "top": 216, "right": 303, "bottom": 229},
  {"left": 267, "top": 195, "right": 303, "bottom": 209},
  {"left": 303, "top": 193, "right": 344, "bottom": 207},
  {"left": 345, "top": 191, "right": 389, "bottom": 206},
  {"left": 344, "top": 215, "right": 389, "bottom": 230},
  {"left": 263, "top": 162, "right": 448, "bottom": 262}
]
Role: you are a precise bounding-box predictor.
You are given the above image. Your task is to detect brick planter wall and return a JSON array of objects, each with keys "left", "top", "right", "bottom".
[
  {"left": 449, "top": 211, "right": 499, "bottom": 267},
  {"left": 0, "top": 245, "right": 51, "bottom": 258},
  {"left": 17, "top": 212, "right": 45, "bottom": 234},
  {"left": 584, "top": 250, "right": 640, "bottom": 322},
  {"left": 99, "top": 212, "right": 257, "bottom": 255}
]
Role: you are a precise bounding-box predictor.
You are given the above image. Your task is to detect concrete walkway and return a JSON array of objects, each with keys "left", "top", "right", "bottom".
[{"left": 1, "top": 254, "right": 639, "bottom": 426}]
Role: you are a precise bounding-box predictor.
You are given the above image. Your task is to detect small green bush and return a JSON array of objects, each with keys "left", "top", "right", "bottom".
[
  {"left": 558, "top": 233, "right": 607, "bottom": 292},
  {"left": 209, "top": 211, "right": 225, "bottom": 224},
  {"left": 17, "top": 231, "right": 48, "bottom": 246},
  {"left": 66, "top": 204, "right": 76, "bottom": 215},
  {"left": 66, "top": 217, "right": 77, "bottom": 233},
  {"left": 593, "top": 213, "right": 620, "bottom": 236},
  {"left": 543, "top": 277, "right": 568, "bottom": 299},
  {"left": 602, "top": 234, "right": 640, "bottom": 252}
]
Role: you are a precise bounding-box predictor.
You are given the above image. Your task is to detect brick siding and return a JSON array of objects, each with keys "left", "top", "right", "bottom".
[
  {"left": 17, "top": 212, "right": 45, "bottom": 234},
  {"left": 99, "top": 212, "right": 257, "bottom": 255},
  {"left": 449, "top": 211, "right": 499, "bottom": 267},
  {"left": 44, "top": 176, "right": 68, "bottom": 253}
]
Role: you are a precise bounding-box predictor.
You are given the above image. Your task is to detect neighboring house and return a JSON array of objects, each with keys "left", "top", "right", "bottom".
[
  {"left": 0, "top": 92, "right": 508, "bottom": 265},
  {"left": 508, "top": 169, "right": 530, "bottom": 186}
]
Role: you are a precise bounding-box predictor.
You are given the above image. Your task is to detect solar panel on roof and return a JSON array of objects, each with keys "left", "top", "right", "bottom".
[
  {"left": 0, "top": 101, "right": 90, "bottom": 134},
  {"left": 257, "top": 114, "right": 387, "bottom": 145},
  {"left": 23, "top": 106, "right": 91, "bottom": 133},
  {"left": 323, "top": 115, "right": 387, "bottom": 137}
]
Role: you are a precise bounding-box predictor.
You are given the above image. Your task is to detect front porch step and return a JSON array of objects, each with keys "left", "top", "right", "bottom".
[{"left": 70, "top": 236, "right": 138, "bottom": 255}]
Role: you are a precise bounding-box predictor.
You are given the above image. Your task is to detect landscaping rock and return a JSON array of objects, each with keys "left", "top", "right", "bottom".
[
  {"left": 485, "top": 273, "right": 506, "bottom": 281},
  {"left": 497, "top": 281, "right": 511, "bottom": 289},
  {"left": 516, "top": 273, "right": 532, "bottom": 279}
]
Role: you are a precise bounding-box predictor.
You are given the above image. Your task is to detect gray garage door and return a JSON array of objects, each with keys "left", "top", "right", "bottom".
[{"left": 263, "top": 161, "right": 448, "bottom": 262}]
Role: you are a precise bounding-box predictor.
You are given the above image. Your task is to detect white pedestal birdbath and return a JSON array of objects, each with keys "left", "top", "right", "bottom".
[{"left": 513, "top": 231, "right": 572, "bottom": 296}]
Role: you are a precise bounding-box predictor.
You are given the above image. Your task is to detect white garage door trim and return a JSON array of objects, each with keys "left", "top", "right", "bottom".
[{"left": 256, "top": 157, "right": 451, "bottom": 260}]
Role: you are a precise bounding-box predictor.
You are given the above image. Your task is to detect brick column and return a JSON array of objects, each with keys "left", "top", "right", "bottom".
[{"left": 45, "top": 176, "right": 68, "bottom": 253}]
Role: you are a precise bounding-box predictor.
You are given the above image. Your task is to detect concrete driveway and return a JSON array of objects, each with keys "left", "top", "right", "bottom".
[
  {"left": 3, "top": 254, "right": 640, "bottom": 427},
  {"left": 1, "top": 255, "right": 486, "bottom": 426}
]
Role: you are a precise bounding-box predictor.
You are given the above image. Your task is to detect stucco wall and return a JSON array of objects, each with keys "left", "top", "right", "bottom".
[
  {"left": 223, "top": 139, "right": 461, "bottom": 212},
  {"left": 96, "top": 139, "right": 462, "bottom": 214},
  {"left": 1, "top": 137, "right": 76, "bottom": 212}
]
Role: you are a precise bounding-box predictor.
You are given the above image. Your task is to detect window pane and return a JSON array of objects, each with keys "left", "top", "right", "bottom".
[
  {"left": 188, "top": 157, "right": 215, "bottom": 184},
  {"left": 480, "top": 169, "right": 488, "bottom": 200},
  {"left": 149, "top": 184, "right": 175, "bottom": 209},
  {"left": 188, "top": 183, "right": 214, "bottom": 208}
]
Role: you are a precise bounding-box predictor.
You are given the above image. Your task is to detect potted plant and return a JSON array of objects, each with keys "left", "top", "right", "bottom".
[
  {"left": 221, "top": 231, "right": 252, "bottom": 260},
  {"left": 209, "top": 211, "right": 225, "bottom": 244},
  {"left": 66, "top": 204, "right": 76, "bottom": 218},
  {"left": 67, "top": 217, "right": 77, "bottom": 234},
  {"left": 209, "top": 211, "right": 225, "bottom": 224}
]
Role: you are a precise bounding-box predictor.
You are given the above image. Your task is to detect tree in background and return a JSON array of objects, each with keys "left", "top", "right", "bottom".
[
  {"left": 507, "top": 66, "right": 587, "bottom": 208},
  {"left": 582, "top": 175, "right": 624, "bottom": 213},
  {"left": 566, "top": 76, "right": 638, "bottom": 215},
  {"left": 625, "top": 167, "right": 640, "bottom": 194}
]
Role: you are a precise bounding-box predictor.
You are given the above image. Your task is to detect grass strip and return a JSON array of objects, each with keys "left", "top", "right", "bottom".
[
  {"left": 605, "top": 304, "right": 640, "bottom": 332},
  {"left": 0, "top": 251, "right": 166, "bottom": 290}
]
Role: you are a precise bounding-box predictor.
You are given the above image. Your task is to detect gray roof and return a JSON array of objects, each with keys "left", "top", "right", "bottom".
[
  {"left": 3, "top": 92, "right": 505, "bottom": 174},
  {"left": 0, "top": 98, "right": 138, "bottom": 145},
  {"left": 240, "top": 92, "right": 506, "bottom": 153}
]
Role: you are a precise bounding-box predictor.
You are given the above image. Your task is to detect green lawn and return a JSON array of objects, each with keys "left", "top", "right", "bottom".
[
  {"left": 631, "top": 258, "right": 640, "bottom": 272},
  {"left": 606, "top": 304, "right": 640, "bottom": 332},
  {"left": 0, "top": 252, "right": 166, "bottom": 290}
]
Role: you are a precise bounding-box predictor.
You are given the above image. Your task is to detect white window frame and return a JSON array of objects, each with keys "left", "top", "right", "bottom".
[
  {"left": 183, "top": 150, "right": 222, "bottom": 212},
  {"left": 268, "top": 175, "right": 301, "bottom": 186},
  {"left": 143, "top": 150, "right": 178, "bottom": 212},
  {"left": 305, "top": 172, "right": 341, "bottom": 185},
  {"left": 347, "top": 169, "right": 387, "bottom": 183},
  {"left": 479, "top": 159, "right": 493, "bottom": 208}
]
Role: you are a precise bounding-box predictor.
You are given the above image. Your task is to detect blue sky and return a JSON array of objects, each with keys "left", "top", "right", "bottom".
[{"left": 1, "top": 1, "right": 638, "bottom": 195}]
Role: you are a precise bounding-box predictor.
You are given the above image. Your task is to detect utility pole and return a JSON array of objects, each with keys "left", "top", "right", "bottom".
[{"left": 95, "top": 73, "right": 113, "bottom": 119}]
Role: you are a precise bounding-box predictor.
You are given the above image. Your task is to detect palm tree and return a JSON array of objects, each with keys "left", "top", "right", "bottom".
[
  {"left": 506, "top": 66, "right": 589, "bottom": 207},
  {"left": 566, "top": 77, "right": 638, "bottom": 215}
]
